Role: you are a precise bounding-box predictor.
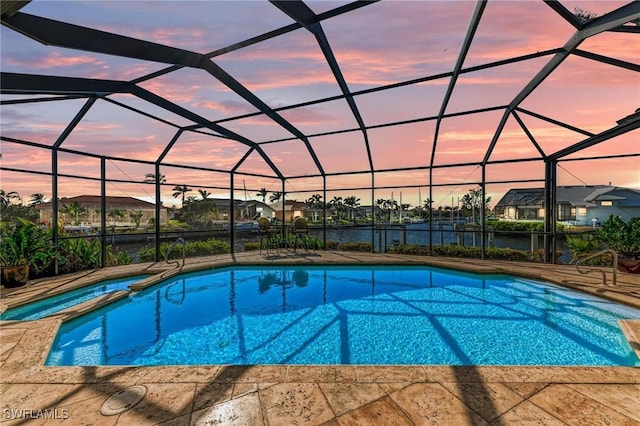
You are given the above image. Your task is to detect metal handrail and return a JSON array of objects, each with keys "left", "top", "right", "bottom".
[
  {"left": 575, "top": 249, "right": 618, "bottom": 286},
  {"left": 164, "top": 237, "right": 185, "bottom": 272}
]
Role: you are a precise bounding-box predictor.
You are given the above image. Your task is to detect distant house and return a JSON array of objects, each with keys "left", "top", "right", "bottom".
[
  {"left": 494, "top": 185, "right": 640, "bottom": 225},
  {"left": 35, "top": 195, "right": 169, "bottom": 227},
  {"left": 203, "top": 199, "right": 276, "bottom": 221},
  {"left": 270, "top": 200, "right": 306, "bottom": 222}
]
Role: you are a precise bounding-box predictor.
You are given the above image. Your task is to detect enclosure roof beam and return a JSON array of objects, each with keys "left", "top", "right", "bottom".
[
  {"left": 430, "top": 0, "right": 486, "bottom": 168},
  {"left": 2, "top": 10, "right": 322, "bottom": 177},
  {"left": 270, "top": 0, "right": 374, "bottom": 172},
  {"left": 482, "top": 1, "right": 640, "bottom": 165},
  {"left": 130, "top": 86, "right": 284, "bottom": 180},
  {"left": 547, "top": 115, "right": 640, "bottom": 161},
  {"left": 0, "top": 72, "right": 130, "bottom": 95}
]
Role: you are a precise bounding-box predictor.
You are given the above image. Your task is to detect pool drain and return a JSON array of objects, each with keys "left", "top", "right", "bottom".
[{"left": 100, "top": 385, "right": 147, "bottom": 416}]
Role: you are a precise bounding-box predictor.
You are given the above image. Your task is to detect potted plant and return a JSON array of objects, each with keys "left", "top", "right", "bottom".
[
  {"left": 1, "top": 218, "right": 55, "bottom": 287},
  {"left": 596, "top": 215, "right": 640, "bottom": 273}
]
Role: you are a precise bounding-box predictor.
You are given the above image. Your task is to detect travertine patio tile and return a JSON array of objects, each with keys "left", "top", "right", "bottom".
[
  {"left": 134, "top": 366, "right": 221, "bottom": 383},
  {"left": 259, "top": 383, "right": 334, "bottom": 426},
  {"left": 47, "top": 393, "right": 117, "bottom": 426},
  {"left": 491, "top": 401, "right": 566, "bottom": 426},
  {"left": 355, "top": 365, "right": 426, "bottom": 382},
  {"left": 156, "top": 412, "right": 192, "bottom": 425},
  {"left": 440, "top": 382, "right": 525, "bottom": 422},
  {"left": 502, "top": 382, "right": 549, "bottom": 399},
  {"left": 0, "top": 340, "right": 18, "bottom": 362},
  {"left": 334, "top": 366, "right": 358, "bottom": 382},
  {"left": 565, "top": 384, "right": 640, "bottom": 422},
  {"left": 192, "top": 382, "right": 234, "bottom": 411},
  {"left": 231, "top": 382, "right": 258, "bottom": 399},
  {"left": 529, "top": 384, "right": 637, "bottom": 425},
  {"left": 287, "top": 365, "right": 337, "bottom": 382},
  {"left": 213, "top": 365, "right": 286, "bottom": 383},
  {"left": 115, "top": 383, "right": 195, "bottom": 425},
  {"left": 389, "top": 382, "right": 489, "bottom": 425},
  {"left": 336, "top": 397, "right": 413, "bottom": 426},
  {"left": 318, "top": 419, "right": 340, "bottom": 426},
  {"left": 318, "top": 382, "right": 386, "bottom": 416},
  {"left": 2, "top": 384, "right": 81, "bottom": 413},
  {"left": 378, "top": 382, "right": 411, "bottom": 394},
  {"left": 0, "top": 327, "right": 26, "bottom": 343},
  {"left": 190, "top": 392, "right": 264, "bottom": 426}
]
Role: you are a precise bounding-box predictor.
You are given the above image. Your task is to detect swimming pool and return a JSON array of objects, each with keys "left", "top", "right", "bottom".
[
  {"left": 46, "top": 265, "right": 640, "bottom": 366},
  {"left": 1, "top": 275, "right": 149, "bottom": 321}
]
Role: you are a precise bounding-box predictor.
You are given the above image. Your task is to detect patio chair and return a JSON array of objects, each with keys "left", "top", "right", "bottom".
[
  {"left": 258, "top": 217, "right": 279, "bottom": 254},
  {"left": 292, "top": 217, "right": 309, "bottom": 253}
]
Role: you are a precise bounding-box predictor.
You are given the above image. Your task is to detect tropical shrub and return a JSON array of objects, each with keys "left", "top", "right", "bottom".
[
  {"left": 0, "top": 217, "right": 56, "bottom": 275},
  {"left": 565, "top": 234, "right": 601, "bottom": 264},
  {"left": 244, "top": 241, "right": 261, "bottom": 251},
  {"left": 388, "top": 244, "right": 562, "bottom": 263},
  {"left": 325, "top": 240, "right": 340, "bottom": 250},
  {"left": 597, "top": 215, "right": 640, "bottom": 255},
  {"left": 138, "top": 238, "right": 230, "bottom": 261},
  {"left": 488, "top": 220, "right": 566, "bottom": 233},
  {"left": 338, "top": 242, "right": 372, "bottom": 252}
]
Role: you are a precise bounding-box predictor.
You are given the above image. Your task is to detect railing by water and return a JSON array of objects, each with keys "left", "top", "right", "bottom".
[
  {"left": 164, "top": 237, "right": 186, "bottom": 273},
  {"left": 575, "top": 249, "right": 618, "bottom": 286}
]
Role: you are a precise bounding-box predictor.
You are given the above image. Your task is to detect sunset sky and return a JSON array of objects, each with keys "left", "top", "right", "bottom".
[{"left": 1, "top": 0, "right": 638, "bottom": 209}]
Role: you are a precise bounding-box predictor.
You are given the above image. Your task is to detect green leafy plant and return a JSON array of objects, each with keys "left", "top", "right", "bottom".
[
  {"left": 0, "top": 217, "right": 56, "bottom": 274},
  {"left": 138, "top": 238, "right": 231, "bottom": 261},
  {"left": 565, "top": 234, "right": 601, "bottom": 264},
  {"left": 338, "top": 241, "right": 372, "bottom": 252},
  {"left": 596, "top": 215, "right": 640, "bottom": 255}
]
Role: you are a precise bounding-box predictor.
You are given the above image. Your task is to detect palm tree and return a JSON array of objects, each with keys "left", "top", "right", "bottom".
[
  {"left": 143, "top": 173, "right": 166, "bottom": 184},
  {"left": 329, "top": 196, "right": 343, "bottom": 221},
  {"left": 375, "top": 198, "right": 386, "bottom": 221},
  {"left": 305, "top": 194, "right": 323, "bottom": 222},
  {"left": 129, "top": 210, "right": 144, "bottom": 228},
  {"left": 107, "top": 208, "right": 126, "bottom": 228},
  {"left": 343, "top": 195, "right": 361, "bottom": 222},
  {"left": 61, "top": 201, "right": 89, "bottom": 225},
  {"left": 421, "top": 198, "right": 433, "bottom": 220},
  {"left": 0, "top": 190, "right": 21, "bottom": 207},
  {"left": 29, "top": 193, "right": 46, "bottom": 206},
  {"left": 198, "top": 189, "right": 211, "bottom": 200},
  {"left": 256, "top": 188, "right": 268, "bottom": 203},
  {"left": 172, "top": 185, "right": 192, "bottom": 207},
  {"left": 269, "top": 191, "right": 282, "bottom": 204},
  {"left": 383, "top": 198, "right": 398, "bottom": 222}
]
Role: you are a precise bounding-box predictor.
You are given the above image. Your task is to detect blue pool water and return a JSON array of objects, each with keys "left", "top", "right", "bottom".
[
  {"left": 1, "top": 276, "right": 149, "bottom": 321},
  {"left": 46, "top": 265, "right": 640, "bottom": 366}
]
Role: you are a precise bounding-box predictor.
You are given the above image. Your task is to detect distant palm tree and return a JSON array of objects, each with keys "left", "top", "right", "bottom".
[
  {"left": 256, "top": 188, "right": 268, "bottom": 203},
  {"left": 172, "top": 185, "right": 192, "bottom": 207},
  {"left": 61, "top": 201, "right": 89, "bottom": 225},
  {"left": 29, "top": 193, "right": 46, "bottom": 206},
  {"left": 0, "top": 190, "right": 21, "bottom": 207},
  {"left": 305, "top": 194, "right": 323, "bottom": 222},
  {"left": 129, "top": 210, "right": 144, "bottom": 228},
  {"left": 107, "top": 208, "right": 126, "bottom": 228},
  {"left": 143, "top": 173, "right": 166, "bottom": 184},
  {"left": 198, "top": 189, "right": 211, "bottom": 200},
  {"left": 269, "top": 191, "right": 282, "bottom": 204},
  {"left": 343, "top": 196, "right": 361, "bottom": 222},
  {"left": 329, "top": 196, "right": 343, "bottom": 220}
]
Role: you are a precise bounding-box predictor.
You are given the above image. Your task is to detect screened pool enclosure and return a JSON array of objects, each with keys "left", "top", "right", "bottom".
[{"left": 1, "top": 0, "right": 639, "bottom": 271}]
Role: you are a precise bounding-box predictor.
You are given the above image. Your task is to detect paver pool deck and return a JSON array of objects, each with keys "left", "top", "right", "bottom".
[{"left": 1, "top": 251, "right": 639, "bottom": 425}]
